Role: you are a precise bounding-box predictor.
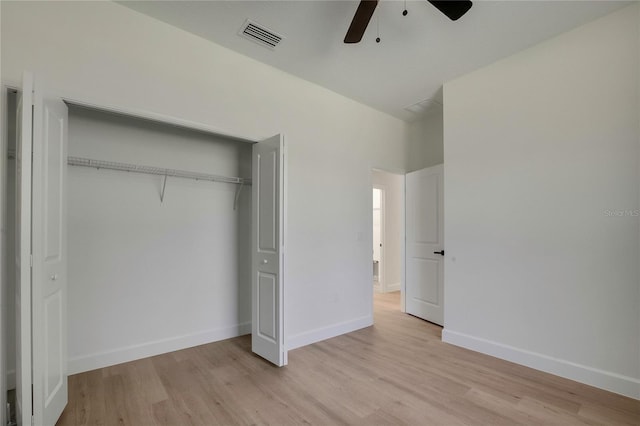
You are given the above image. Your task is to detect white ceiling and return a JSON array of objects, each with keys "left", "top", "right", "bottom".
[{"left": 119, "top": 0, "right": 630, "bottom": 121}]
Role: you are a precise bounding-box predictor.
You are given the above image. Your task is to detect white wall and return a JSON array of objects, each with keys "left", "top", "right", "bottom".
[
  {"left": 372, "top": 170, "right": 403, "bottom": 293},
  {"left": 1, "top": 1, "right": 408, "bottom": 358},
  {"left": 406, "top": 110, "right": 444, "bottom": 172},
  {"left": 443, "top": 4, "right": 640, "bottom": 399}
]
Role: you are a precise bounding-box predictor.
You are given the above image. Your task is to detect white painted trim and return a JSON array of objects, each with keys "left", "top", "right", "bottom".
[
  {"left": 282, "top": 136, "right": 289, "bottom": 364},
  {"left": 1, "top": 83, "right": 9, "bottom": 426},
  {"left": 1, "top": 80, "right": 20, "bottom": 92},
  {"left": 442, "top": 329, "right": 640, "bottom": 400},
  {"left": 400, "top": 174, "right": 406, "bottom": 313},
  {"left": 372, "top": 165, "right": 407, "bottom": 176},
  {"left": 637, "top": 2, "right": 640, "bottom": 393},
  {"left": 1, "top": 79, "right": 258, "bottom": 144},
  {"left": 68, "top": 322, "right": 251, "bottom": 375},
  {"left": 63, "top": 97, "right": 257, "bottom": 144},
  {"left": 287, "top": 315, "right": 372, "bottom": 351}
]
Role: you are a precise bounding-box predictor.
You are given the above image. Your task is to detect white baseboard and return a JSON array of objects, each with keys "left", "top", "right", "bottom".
[
  {"left": 68, "top": 322, "right": 251, "bottom": 375},
  {"left": 287, "top": 315, "right": 373, "bottom": 351},
  {"left": 442, "top": 329, "right": 640, "bottom": 400},
  {"left": 7, "top": 369, "right": 15, "bottom": 390},
  {"left": 384, "top": 282, "right": 401, "bottom": 293}
]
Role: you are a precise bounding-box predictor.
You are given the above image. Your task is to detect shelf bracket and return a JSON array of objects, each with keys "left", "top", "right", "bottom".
[
  {"left": 160, "top": 174, "right": 168, "bottom": 203},
  {"left": 233, "top": 182, "right": 244, "bottom": 211}
]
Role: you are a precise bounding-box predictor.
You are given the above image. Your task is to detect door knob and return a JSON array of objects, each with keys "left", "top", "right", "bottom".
[
  {"left": 433, "top": 250, "right": 445, "bottom": 256},
  {"left": 50, "top": 274, "right": 58, "bottom": 281},
  {"left": 262, "top": 259, "right": 268, "bottom": 264}
]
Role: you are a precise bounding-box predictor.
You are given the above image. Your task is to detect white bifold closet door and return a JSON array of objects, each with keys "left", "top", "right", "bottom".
[
  {"left": 251, "top": 134, "right": 287, "bottom": 366},
  {"left": 15, "top": 72, "right": 69, "bottom": 426}
]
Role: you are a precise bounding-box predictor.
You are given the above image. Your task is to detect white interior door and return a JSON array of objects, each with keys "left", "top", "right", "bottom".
[
  {"left": 15, "top": 72, "right": 68, "bottom": 426},
  {"left": 251, "top": 134, "right": 287, "bottom": 366},
  {"left": 32, "top": 77, "right": 69, "bottom": 426},
  {"left": 405, "top": 165, "right": 444, "bottom": 325},
  {"left": 15, "top": 73, "right": 34, "bottom": 426}
]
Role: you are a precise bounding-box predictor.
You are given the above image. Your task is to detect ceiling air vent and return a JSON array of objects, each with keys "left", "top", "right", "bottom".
[
  {"left": 238, "top": 19, "right": 283, "bottom": 50},
  {"left": 404, "top": 97, "right": 443, "bottom": 115}
]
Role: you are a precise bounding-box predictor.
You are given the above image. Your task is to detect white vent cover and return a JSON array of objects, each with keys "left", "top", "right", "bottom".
[
  {"left": 404, "top": 97, "right": 443, "bottom": 115},
  {"left": 238, "top": 19, "right": 283, "bottom": 50}
]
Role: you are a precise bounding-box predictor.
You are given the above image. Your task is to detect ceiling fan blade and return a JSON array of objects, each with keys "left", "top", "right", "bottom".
[
  {"left": 344, "top": 0, "right": 379, "bottom": 44},
  {"left": 427, "top": 0, "right": 472, "bottom": 21}
]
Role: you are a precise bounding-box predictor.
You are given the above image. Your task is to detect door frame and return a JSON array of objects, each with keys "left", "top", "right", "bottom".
[
  {"left": 1, "top": 83, "right": 12, "bottom": 426},
  {"left": 372, "top": 184, "right": 386, "bottom": 292},
  {"left": 370, "top": 165, "right": 446, "bottom": 317},
  {"left": 370, "top": 168, "right": 406, "bottom": 313},
  {"left": 1, "top": 82, "right": 23, "bottom": 426}
]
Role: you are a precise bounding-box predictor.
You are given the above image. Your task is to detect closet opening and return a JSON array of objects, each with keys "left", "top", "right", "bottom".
[
  {"left": 3, "top": 89, "right": 257, "bottom": 384},
  {"left": 66, "top": 105, "right": 255, "bottom": 374},
  {"left": 4, "top": 73, "right": 287, "bottom": 424}
]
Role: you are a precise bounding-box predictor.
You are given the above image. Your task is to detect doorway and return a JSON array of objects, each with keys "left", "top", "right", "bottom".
[
  {"left": 371, "top": 169, "right": 404, "bottom": 314},
  {"left": 371, "top": 166, "right": 445, "bottom": 325},
  {"left": 372, "top": 186, "right": 384, "bottom": 292}
]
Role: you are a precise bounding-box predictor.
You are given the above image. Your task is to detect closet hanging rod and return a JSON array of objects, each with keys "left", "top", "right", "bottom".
[{"left": 67, "top": 156, "right": 251, "bottom": 185}]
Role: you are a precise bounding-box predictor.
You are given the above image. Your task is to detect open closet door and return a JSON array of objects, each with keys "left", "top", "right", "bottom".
[
  {"left": 252, "top": 134, "right": 287, "bottom": 366},
  {"left": 15, "top": 73, "right": 34, "bottom": 426},
  {"left": 15, "top": 72, "right": 69, "bottom": 426}
]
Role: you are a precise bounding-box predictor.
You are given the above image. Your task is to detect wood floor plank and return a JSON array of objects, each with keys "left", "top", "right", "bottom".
[
  {"left": 68, "top": 369, "right": 106, "bottom": 426},
  {"left": 151, "top": 399, "right": 182, "bottom": 426},
  {"left": 57, "top": 291, "right": 640, "bottom": 425},
  {"left": 103, "top": 374, "right": 129, "bottom": 425}
]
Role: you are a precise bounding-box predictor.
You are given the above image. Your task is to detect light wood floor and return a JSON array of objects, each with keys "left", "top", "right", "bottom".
[{"left": 58, "top": 292, "right": 639, "bottom": 425}]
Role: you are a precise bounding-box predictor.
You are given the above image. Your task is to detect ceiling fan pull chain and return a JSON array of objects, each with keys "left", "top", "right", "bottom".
[
  {"left": 403, "top": 0, "right": 408, "bottom": 16},
  {"left": 376, "top": 15, "right": 381, "bottom": 43}
]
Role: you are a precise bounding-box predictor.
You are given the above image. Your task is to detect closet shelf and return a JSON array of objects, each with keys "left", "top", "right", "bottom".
[{"left": 67, "top": 156, "right": 251, "bottom": 186}]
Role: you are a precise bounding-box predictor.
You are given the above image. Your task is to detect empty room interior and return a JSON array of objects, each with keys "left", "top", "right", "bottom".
[{"left": 1, "top": 1, "right": 639, "bottom": 425}]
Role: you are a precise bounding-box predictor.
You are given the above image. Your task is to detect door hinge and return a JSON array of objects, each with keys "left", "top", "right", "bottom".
[{"left": 30, "top": 255, "right": 33, "bottom": 267}]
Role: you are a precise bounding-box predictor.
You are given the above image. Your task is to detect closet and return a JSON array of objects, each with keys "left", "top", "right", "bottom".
[
  {"left": 64, "top": 105, "right": 254, "bottom": 373},
  {"left": 4, "top": 74, "right": 286, "bottom": 425}
]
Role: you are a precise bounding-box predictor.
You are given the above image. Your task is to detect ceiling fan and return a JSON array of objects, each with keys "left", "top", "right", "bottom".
[{"left": 344, "top": 0, "right": 473, "bottom": 43}]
